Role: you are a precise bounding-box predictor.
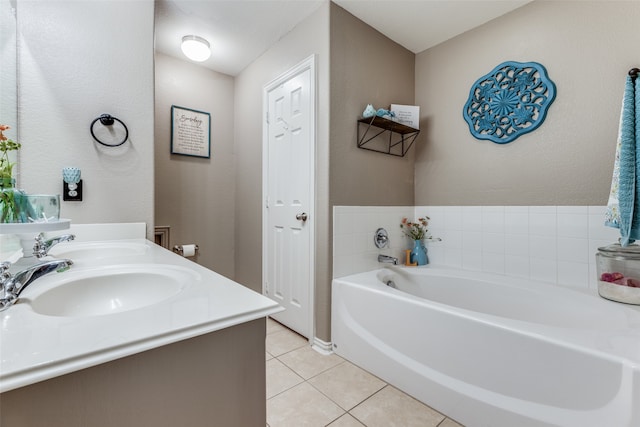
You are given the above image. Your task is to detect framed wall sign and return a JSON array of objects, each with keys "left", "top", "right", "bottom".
[{"left": 171, "top": 105, "right": 211, "bottom": 158}]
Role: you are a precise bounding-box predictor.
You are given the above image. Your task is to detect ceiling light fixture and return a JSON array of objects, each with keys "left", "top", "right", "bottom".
[{"left": 181, "top": 35, "right": 211, "bottom": 62}]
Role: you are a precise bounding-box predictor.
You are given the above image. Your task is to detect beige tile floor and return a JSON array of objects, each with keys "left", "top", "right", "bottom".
[{"left": 266, "top": 318, "right": 465, "bottom": 427}]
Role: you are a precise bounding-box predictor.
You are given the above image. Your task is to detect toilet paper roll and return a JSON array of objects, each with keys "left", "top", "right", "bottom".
[{"left": 182, "top": 244, "right": 196, "bottom": 257}]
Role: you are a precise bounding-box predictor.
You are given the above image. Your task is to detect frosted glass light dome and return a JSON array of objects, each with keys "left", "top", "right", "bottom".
[{"left": 181, "top": 35, "right": 211, "bottom": 62}]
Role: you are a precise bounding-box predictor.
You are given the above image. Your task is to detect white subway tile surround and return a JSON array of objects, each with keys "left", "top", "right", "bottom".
[{"left": 333, "top": 206, "right": 621, "bottom": 289}]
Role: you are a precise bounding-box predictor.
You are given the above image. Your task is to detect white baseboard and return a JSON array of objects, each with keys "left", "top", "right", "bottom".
[{"left": 311, "top": 337, "right": 333, "bottom": 355}]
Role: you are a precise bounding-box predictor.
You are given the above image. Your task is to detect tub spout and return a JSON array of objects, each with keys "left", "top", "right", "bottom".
[
  {"left": 0, "top": 259, "right": 73, "bottom": 311},
  {"left": 378, "top": 254, "right": 399, "bottom": 265}
]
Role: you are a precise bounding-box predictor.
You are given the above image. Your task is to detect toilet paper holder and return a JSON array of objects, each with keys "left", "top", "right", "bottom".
[{"left": 173, "top": 244, "right": 199, "bottom": 257}]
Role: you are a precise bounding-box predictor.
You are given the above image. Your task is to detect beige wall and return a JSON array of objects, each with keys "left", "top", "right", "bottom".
[
  {"left": 330, "top": 3, "right": 416, "bottom": 207},
  {"left": 414, "top": 1, "right": 640, "bottom": 206},
  {"left": 326, "top": 3, "right": 415, "bottom": 340},
  {"left": 155, "top": 3, "right": 414, "bottom": 342},
  {"left": 155, "top": 53, "right": 235, "bottom": 278},
  {"left": 18, "top": 0, "right": 155, "bottom": 235},
  {"left": 232, "top": 3, "right": 415, "bottom": 342},
  {"left": 233, "top": 4, "right": 331, "bottom": 339}
]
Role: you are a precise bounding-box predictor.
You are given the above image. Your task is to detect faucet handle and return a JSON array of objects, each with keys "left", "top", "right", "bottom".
[
  {"left": 1, "top": 261, "right": 11, "bottom": 274},
  {"left": 0, "top": 262, "right": 12, "bottom": 283},
  {"left": 33, "top": 233, "right": 47, "bottom": 259}
]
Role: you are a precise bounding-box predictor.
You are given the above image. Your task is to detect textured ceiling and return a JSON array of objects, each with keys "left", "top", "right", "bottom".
[
  {"left": 155, "top": 0, "right": 531, "bottom": 76},
  {"left": 333, "top": 0, "right": 531, "bottom": 54},
  {"left": 155, "top": 0, "right": 325, "bottom": 76}
]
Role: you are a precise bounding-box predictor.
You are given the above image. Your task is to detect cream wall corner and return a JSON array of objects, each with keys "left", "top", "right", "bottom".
[{"left": 329, "top": 3, "right": 416, "bottom": 208}]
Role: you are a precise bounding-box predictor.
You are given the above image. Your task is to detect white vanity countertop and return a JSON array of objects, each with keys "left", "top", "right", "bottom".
[{"left": 0, "top": 239, "right": 282, "bottom": 393}]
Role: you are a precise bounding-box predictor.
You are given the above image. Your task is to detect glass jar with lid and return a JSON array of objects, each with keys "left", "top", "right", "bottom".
[{"left": 596, "top": 243, "right": 640, "bottom": 305}]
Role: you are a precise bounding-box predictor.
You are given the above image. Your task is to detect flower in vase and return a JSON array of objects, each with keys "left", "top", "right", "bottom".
[
  {"left": 0, "top": 124, "right": 24, "bottom": 223},
  {"left": 0, "top": 124, "right": 20, "bottom": 182},
  {"left": 400, "top": 216, "right": 430, "bottom": 240}
]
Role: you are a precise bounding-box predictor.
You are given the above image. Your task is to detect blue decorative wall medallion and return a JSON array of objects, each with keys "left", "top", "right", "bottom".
[{"left": 463, "top": 61, "right": 556, "bottom": 144}]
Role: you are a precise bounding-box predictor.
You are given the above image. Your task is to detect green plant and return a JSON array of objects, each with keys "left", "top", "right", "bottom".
[
  {"left": 0, "top": 124, "right": 24, "bottom": 222},
  {"left": 400, "top": 216, "right": 430, "bottom": 240},
  {"left": 0, "top": 124, "right": 20, "bottom": 182}
]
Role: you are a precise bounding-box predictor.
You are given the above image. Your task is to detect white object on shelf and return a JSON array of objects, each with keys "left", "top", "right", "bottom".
[{"left": 390, "top": 104, "right": 420, "bottom": 129}]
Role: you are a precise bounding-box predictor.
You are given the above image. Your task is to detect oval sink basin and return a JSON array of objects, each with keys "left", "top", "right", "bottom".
[
  {"left": 29, "top": 265, "right": 196, "bottom": 317},
  {"left": 48, "top": 241, "right": 149, "bottom": 260}
]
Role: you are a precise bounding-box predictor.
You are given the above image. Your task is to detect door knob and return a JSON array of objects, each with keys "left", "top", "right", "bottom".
[{"left": 296, "top": 212, "right": 308, "bottom": 222}]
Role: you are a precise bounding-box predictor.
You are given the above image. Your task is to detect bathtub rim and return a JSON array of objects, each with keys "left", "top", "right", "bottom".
[
  {"left": 333, "top": 265, "right": 640, "bottom": 367},
  {"left": 331, "top": 266, "right": 640, "bottom": 426}
]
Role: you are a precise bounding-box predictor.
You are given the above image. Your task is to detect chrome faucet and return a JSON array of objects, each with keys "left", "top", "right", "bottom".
[
  {"left": 33, "top": 232, "right": 75, "bottom": 259},
  {"left": 0, "top": 259, "right": 73, "bottom": 311},
  {"left": 378, "top": 254, "right": 399, "bottom": 265}
]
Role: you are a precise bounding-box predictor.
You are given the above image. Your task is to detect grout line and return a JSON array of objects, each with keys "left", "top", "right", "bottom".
[
  {"left": 323, "top": 411, "right": 348, "bottom": 427},
  {"left": 265, "top": 360, "right": 305, "bottom": 401},
  {"left": 267, "top": 352, "right": 463, "bottom": 427},
  {"left": 277, "top": 355, "right": 347, "bottom": 382},
  {"left": 344, "top": 385, "right": 394, "bottom": 427},
  {"left": 313, "top": 365, "right": 387, "bottom": 413},
  {"left": 302, "top": 362, "right": 354, "bottom": 410},
  {"left": 267, "top": 318, "right": 463, "bottom": 426}
]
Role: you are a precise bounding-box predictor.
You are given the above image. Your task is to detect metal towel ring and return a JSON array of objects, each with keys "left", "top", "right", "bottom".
[{"left": 90, "top": 113, "right": 129, "bottom": 147}]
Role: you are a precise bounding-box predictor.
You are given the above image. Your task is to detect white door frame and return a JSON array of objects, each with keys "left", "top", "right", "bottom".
[{"left": 262, "top": 54, "right": 316, "bottom": 342}]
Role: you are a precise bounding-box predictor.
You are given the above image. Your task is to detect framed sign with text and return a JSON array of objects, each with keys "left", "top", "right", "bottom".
[{"left": 171, "top": 105, "right": 211, "bottom": 158}]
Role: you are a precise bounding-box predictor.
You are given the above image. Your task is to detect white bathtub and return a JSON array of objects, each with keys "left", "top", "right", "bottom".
[{"left": 331, "top": 266, "right": 640, "bottom": 427}]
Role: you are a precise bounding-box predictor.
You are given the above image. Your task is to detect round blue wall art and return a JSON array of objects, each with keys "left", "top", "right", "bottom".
[{"left": 462, "top": 61, "right": 556, "bottom": 144}]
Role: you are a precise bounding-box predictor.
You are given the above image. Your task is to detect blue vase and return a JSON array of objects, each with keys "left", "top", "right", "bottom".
[{"left": 410, "top": 239, "right": 428, "bottom": 266}]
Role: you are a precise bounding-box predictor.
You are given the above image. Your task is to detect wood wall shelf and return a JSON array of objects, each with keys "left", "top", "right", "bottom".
[{"left": 357, "top": 116, "right": 420, "bottom": 157}]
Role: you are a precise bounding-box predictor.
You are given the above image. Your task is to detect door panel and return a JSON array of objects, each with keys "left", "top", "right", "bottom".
[{"left": 264, "top": 61, "right": 314, "bottom": 338}]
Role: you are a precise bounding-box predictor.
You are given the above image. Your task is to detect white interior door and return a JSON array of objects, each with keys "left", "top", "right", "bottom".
[{"left": 263, "top": 56, "right": 315, "bottom": 339}]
